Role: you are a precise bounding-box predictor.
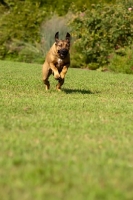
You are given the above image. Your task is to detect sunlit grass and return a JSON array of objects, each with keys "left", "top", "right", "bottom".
[{"left": 0, "top": 60, "right": 133, "bottom": 200}]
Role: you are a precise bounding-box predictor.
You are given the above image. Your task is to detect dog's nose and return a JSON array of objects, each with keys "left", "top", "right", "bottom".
[
  {"left": 58, "top": 49, "right": 68, "bottom": 55},
  {"left": 62, "top": 48, "right": 68, "bottom": 53}
]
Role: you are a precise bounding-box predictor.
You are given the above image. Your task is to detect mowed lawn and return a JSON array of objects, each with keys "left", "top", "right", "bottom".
[{"left": 0, "top": 60, "right": 133, "bottom": 200}]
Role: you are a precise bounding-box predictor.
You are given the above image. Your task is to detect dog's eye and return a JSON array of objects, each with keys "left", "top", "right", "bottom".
[
  {"left": 66, "top": 43, "right": 70, "bottom": 48},
  {"left": 58, "top": 44, "right": 62, "bottom": 47}
]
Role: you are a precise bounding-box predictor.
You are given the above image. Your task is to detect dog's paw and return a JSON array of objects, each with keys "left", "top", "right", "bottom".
[
  {"left": 56, "top": 85, "right": 62, "bottom": 91},
  {"left": 60, "top": 73, "right": 65, "bottom": 80},
  {"left": 54, "top": 73, "right": 60, "bottom": 80},
  {"left": 46, "top": 85, "right": 50, "bottom": 90}
]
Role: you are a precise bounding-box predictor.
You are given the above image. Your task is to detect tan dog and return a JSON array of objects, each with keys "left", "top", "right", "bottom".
[{"left": 42, "top": 32, "right": 71, "bottom": 91}]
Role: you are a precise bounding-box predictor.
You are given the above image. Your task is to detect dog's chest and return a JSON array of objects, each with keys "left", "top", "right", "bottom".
[{"left": 57, "top": 58, "right": 63, "bottom": 68}]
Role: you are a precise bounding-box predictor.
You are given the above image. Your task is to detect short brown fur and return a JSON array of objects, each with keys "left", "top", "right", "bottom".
[{"left": 42, "top": 32, "right": 71, "bottom": 91}]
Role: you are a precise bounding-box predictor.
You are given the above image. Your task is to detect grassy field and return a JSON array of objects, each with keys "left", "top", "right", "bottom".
[{"left": 0, "top": 60, "right": 133, "bottom": 200}]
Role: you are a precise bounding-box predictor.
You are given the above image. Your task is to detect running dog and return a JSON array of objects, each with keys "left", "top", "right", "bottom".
[{"left": 42, "top": 32, "right": 71, "bottom": 91}]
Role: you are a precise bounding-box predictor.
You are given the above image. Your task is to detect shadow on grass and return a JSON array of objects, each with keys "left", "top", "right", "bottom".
[{"left": 63, "top": 88, "right": 99, "bottom": 94}]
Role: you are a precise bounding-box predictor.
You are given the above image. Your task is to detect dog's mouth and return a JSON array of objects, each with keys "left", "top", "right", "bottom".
[{"left": 58, "top": 49, "right": 68, "bottom": 59}]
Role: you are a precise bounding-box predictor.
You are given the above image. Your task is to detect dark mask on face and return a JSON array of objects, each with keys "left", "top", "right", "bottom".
[{"left": 58, "top": 48, "right": 68, "bottom": 58}]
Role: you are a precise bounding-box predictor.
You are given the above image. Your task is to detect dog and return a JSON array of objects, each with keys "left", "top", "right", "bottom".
[{"left": 42, "top": 32, "right": 71, "bottom": 91}]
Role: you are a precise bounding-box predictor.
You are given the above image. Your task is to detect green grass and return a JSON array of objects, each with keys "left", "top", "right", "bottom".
[{"left": 0, "top": 60, "right": 133, "bottom": 200}]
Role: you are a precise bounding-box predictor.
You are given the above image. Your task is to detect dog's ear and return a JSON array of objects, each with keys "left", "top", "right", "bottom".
[
  {"left": 55, "top": 32, "right": 59, "bottom": 43},
  {"left": 66, "top": 32, "right": 71, "bottom": 42}
]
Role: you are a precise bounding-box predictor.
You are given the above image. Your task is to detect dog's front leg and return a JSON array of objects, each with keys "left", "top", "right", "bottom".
[
  {"left": 49, "top": 62, "right": 60, "bottom": 80},
  {"left": 60, "top": 65, "right": 69, "bottom": 79},
  {"left": 56, "top": 65, "right": 69, "bottom": 91}
]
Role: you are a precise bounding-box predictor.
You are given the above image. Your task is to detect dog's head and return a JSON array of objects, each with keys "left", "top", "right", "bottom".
[{"left": 55, "top": 32, "right": 71, "bottom": 59}]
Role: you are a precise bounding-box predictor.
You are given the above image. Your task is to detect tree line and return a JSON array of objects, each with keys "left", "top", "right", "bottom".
[{"left": 1, "top": 0, "right": 133, "bottom": 74}]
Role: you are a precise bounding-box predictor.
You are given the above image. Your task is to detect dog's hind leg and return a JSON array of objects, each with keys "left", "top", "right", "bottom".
[
  {"left": 43, "top": 79, "right": 50, "bottom": 90},
  {"left": 56, "top": 78, "right": 64, "bottom": 91},
  {"left": 42, "top": 65, "right": 52, "bottom": 90}
]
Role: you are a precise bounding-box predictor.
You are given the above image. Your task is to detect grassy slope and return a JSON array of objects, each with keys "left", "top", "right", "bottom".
[{"left": 0, "top": 60, "right": 133, "bottom": 200}]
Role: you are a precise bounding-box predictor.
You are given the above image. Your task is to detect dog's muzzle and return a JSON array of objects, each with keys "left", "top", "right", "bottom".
[{"left": 58, "top": 49, "right": 68, "bottom": 58}]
